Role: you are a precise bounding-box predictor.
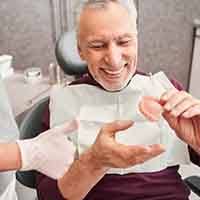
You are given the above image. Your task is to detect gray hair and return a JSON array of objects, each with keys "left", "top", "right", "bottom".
[{"left": 74, "top": 0, "right": 138, "bottom": 35}]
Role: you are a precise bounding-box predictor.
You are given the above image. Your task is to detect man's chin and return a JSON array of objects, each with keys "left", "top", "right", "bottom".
[
  {"left": 95, "top": 73, "right": 133, "bottom": 92},
  {"left": 99, "top": 80, "right": 129, "bottom": 92}
]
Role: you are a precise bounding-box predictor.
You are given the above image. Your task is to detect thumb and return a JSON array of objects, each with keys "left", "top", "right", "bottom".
[
  {"left": 162, "top": 111, "right": 178, "bottom": 131},
  {"left": 101, "top": 120, "right": 134, "bottom": 137},
  {"left": 53, "top": 119, "right": 79, "bottom": 135}
]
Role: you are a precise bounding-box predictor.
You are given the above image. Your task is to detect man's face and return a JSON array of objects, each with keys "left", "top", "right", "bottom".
[{"left": 78, "top": 3, "right": 138, "bottom": 91}]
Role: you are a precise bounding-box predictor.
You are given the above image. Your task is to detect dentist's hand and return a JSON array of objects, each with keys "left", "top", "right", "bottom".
[
  {"left": 160, "top": 89, "right": 200, "bottom": 153},
  {"left": 88, "top": 120, "right": 165, "bottom": 170},
  {"left": 17, "top": 120, "right": 78, "bottom": 179}
]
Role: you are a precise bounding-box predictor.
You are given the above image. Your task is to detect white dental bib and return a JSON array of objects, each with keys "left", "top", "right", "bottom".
[{"left": 50, "top": 72, "right": 190, "bottom": 174}]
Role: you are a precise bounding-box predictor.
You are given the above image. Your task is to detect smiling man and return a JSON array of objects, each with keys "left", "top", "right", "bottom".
[
  {"left": 77, "top": 0, "right": 137, "bottom": 91},
  {"left": 35, "top": 1, "right": 200, "bottom": 200}
]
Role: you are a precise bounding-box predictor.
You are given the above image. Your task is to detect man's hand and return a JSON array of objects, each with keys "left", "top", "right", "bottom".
[
  {"left": 88, "top": 120, "right": 165, "bottom": 169},
  {"left": 17, "top": 120, "right": 78, "bottom": 179},
  {"left": 161, "top": 89, "right": 200, "bottom": 153}
]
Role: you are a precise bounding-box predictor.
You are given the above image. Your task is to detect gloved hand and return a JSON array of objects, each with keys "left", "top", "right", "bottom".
[{"left": 17, "top": 120, "right": 78, "bottom": 179}]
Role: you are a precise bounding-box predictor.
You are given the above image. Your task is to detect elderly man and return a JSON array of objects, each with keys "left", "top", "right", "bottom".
[
  {"left": 1, "top": 0, "right": 199, "bottom": 199},
  {"left": 34, "top": 1, "right": 200, "bottom": 200}
]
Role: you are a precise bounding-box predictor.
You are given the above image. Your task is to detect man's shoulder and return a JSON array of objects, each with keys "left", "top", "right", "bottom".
[
  {"left": 169, "top": 78, "right": 184, "bottom": 91},
  {"left": 69, "top": 74, "right": 99, "bottom": 87}
]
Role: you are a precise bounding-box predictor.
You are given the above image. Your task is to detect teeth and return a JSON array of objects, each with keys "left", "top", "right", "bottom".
[{"left": 104, "top": 67, "right": 124, "bottom": 75}]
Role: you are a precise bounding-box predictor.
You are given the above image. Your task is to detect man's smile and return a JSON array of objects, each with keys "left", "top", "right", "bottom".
[{"left": 100, "top": 63, "right": 128, "bottom": 79}]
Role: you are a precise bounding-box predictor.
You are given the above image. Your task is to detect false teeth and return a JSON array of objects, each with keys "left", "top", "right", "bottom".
[{"left": 139, "top": 96, "right": 164, "bottom": 121}]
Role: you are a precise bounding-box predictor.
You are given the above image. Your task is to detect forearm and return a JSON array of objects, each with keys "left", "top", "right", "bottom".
[
  {"left": 57, "top": 149, "right": 108, "bottom": 200},
  {"left": 0, "top": 142, "right": 22, "bottom": 171}
]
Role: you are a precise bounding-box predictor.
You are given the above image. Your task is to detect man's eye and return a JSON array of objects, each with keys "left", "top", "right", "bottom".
[
  {"left": 91, "top": 45, "right": 105, "bottom": 49},
  {"left": 118, "top": 40, "right": 131, "bottom": 46}
]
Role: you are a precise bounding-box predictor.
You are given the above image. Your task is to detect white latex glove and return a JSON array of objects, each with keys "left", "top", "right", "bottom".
[{"left": 17, "top": 120, "right": 78, "bottom": 179}]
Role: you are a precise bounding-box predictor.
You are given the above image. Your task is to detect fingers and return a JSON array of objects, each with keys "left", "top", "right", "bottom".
[
  {"left": 130, "top": 144, "right": 165, "bottom": 159},
  {"left": 161, "top": 89, "right": 200, "bottom": 118},
  {"left": 133, "top": 144, "right": 165, "bottom": 165},
  {"left": 100, "top": 120, "right": 134, "bottom": 137},
  {"left": 162, "top": 111, "right": 177, "bottom": 128},
  {"left": 182, "top": 104, "right": 200, "bottom": 118},
  {"left": 160, "top": 88, "right": 178, "bottom": 102},
  {"left": 112, "top": 143, "right": 165, "bottom": 167},
  {"left": 164, "top": 91, "right": 192, "bottom": 111}
]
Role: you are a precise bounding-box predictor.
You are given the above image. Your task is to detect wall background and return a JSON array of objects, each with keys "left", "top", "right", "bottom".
[
  {"left": 0, "top": 0, "right": 200, "bottom": 88},
  {"left": 138, "top": 0, "right": 200, "bottom": 89},
  {"left": 0, "top": 0, "right": 55, "bottom": 74}
]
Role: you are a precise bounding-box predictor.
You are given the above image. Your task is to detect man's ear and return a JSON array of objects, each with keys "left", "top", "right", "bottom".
[{"left": 77, "top": 44, "right": 85, "bottom": 61}]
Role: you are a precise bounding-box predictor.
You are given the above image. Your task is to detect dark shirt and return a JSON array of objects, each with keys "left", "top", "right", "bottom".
[{"left": 36, "top": 72, "right": 199, "bottom": 200}]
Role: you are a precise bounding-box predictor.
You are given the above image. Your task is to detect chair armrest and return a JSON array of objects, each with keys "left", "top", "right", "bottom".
[{"left": 184, "top": 176, "right": 200, "bottom": 197}]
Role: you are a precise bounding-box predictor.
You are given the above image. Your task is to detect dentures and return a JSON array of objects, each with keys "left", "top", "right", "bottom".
[{"left": 139, "top": 96, "right": 164, "bottom": 122}]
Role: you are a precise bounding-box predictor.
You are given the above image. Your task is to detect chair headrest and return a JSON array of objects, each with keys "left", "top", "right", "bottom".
[{"left": 55, "top": 30, "right": 88, "bottom": 76}]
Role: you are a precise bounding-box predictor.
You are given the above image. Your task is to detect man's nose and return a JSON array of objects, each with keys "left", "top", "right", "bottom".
[{"left": 104, "top": 43, "right": 122, "bottom": 67}]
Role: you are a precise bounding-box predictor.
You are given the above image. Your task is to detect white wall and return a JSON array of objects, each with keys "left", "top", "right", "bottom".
[{"left": 189, "top": 22, "right": 200, "bottom": 98}]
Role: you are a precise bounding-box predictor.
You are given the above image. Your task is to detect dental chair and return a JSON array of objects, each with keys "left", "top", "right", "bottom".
[
  {"left": 16, "top": 30, "right": 200, "bottom": 198},
  {"left": 16, "top": 30, "right": 87, "bottom": 189}
]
